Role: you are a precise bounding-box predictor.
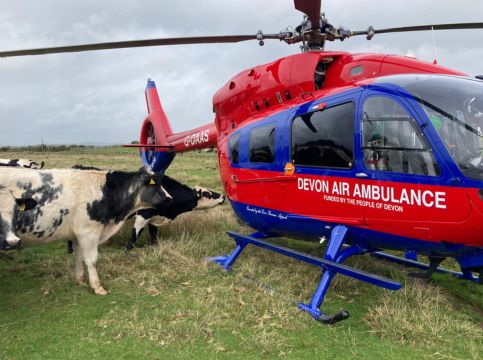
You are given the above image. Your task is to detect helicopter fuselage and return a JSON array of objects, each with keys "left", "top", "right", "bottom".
[
  {"left": 141, "top": 51, "right": 483, "bottom": 270},
  {"left": 217, "top": 86, "right": 483, "bottom": 264}
]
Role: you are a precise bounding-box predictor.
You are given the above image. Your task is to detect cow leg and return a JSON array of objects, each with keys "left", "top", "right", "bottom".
[
  {"left": 148, "top": 224, "right": 158, "bottom": 245},
  {"left": 77, "top": 237, "right": 107, "bottom": 295},
  {"left": 74, "top": 243, "right": 87, "bottom": 286},
  {"left": 126, "top": 227, "right": 144, "bottom": 251},
  {"left": 126, "top": 215, "right": 150, "bottom": 251}
]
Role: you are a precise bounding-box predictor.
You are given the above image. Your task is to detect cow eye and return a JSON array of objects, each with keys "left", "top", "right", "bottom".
[{"left": 202, "top": 191, "right": 212, "bottom": 199}]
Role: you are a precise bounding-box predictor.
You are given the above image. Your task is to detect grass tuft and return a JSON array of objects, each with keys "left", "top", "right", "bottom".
[{"left": 365, "top": 279, "right": 483, "bottom": 352}]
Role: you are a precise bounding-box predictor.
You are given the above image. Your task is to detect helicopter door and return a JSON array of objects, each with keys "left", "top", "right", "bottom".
[
  {"left": 359, "top": 94, "right": 471, "bottom": 229},
  {"left": 289, "top": 99, "right": 364, "bottom": 224},
  {"left": 225, "top": 121, "right": 290, "bottom": 218}
]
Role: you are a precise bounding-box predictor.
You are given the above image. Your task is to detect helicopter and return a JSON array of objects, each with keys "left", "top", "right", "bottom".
[{"left": 1, "top": 0, "right": 482, "bottom": 324}]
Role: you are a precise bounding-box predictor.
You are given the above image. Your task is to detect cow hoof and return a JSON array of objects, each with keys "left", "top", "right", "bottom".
[
  {"left": 77, "top": 278, "right": 88, "bottom": 287},
  {"left": 94, "top": 287, "right": 108, "bottom": 296}
]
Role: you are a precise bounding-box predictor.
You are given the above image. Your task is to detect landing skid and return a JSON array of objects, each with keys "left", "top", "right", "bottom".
[
  {"left": 372, "top": 251, "right": 481, "bottom": 284},
  {"left": 209, "top": 226, "right": 401, "bottom": 324}
]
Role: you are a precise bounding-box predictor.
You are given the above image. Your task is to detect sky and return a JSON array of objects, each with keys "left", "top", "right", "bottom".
[{"left": 1, "top": 0, "right": 483, "bottom": 146}]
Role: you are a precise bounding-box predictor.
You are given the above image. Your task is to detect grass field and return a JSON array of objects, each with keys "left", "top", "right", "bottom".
[{"left": 0, "top": 147, "right": 481, "bottom": 359}]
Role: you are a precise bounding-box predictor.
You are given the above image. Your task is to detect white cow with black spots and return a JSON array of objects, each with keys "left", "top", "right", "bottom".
[
  {"left": 0, "top": 166, "right": 172, "bottom": 295},
  {"left": 0, "top": 186, "right": 37, "bottom": 250}
]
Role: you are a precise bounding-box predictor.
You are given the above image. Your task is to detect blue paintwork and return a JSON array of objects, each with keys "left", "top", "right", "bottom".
[
  {"left": 210, "top": 227, "right": 400, "bottom": 323},
  {"left": 146, "top": 80, "right": 157, "bottom": 89},
  {"left": 299, "top": 226, "right": 352, "bottom": 320},
  {"left": 208, "top": 231, "right": 267, "bottom": 271},
  {"left": 230, "top": 199, "right": 483, "bottom": 268},
  {"left": 140, "top": 150, "right": 175, "bottom": 174},
  {"left": 229, "top": 82, "right": 483, "bottom": 188},
  {"left": 371, "top": 251, "right": 482, "bottom": 283}
]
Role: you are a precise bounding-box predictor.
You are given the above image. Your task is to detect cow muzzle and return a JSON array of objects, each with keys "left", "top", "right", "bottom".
[{"left": 1, "top": 234, "right": 21, "bottom": 250}]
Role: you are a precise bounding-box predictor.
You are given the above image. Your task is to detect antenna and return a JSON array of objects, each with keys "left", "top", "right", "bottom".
[{"left": 431, "top": 25, "right": 438, "bottom": 64}]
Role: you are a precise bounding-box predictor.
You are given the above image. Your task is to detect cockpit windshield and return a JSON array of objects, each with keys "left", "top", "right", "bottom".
[{"left": 376, "top": 75, "right": 483, "bottom": 181}]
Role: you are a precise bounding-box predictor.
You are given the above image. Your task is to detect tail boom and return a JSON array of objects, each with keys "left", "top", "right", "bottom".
[{"left": 166, "top": 123, "right": 217, "bottom": 152}]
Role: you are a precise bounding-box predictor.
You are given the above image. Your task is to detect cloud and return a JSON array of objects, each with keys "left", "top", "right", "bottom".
[{"left": 0, "top": 0, "right": 482, "bottom": 145}]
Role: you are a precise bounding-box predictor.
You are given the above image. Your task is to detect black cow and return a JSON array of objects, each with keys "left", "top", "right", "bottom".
[
  {"left": 126, "top": 175, "right": 225, "bottom": 251},
  {"left": 0, "top": 159, "right": 44, "bottom": 169}
]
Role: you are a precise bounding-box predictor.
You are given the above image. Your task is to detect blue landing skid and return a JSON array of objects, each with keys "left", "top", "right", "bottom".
[
  {"left": 209, "top": 226, "right": 401, "bottom": 324},
  {"left": 372, "top": 251, "right": 480, "bottom": 284}
]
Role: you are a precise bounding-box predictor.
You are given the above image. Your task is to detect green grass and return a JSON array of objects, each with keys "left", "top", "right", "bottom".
[{"left": 0, "top": 148, "right": 482, "bottom": 359}]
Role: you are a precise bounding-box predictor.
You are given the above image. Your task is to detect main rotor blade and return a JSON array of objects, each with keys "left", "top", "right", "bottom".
[
  {"left": 294, "top": 0, "right": 321, "bottom": 31},
  {"left": 0, "top": 34, "right": 280, "bottom": 58},
  {"left": 351, "top": 22, "right": 483, "bottom": 37}
]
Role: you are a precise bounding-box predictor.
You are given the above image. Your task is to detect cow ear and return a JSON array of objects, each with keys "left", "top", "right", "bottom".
[
  {"left": 193, "top": 186, "right": 202, "bottom": 199},
  {"left": 139, "top": 166, "right": 155, "bottom": 175},
  {"left": 16, "top": 198, "right": 37, "bottom": 211}
]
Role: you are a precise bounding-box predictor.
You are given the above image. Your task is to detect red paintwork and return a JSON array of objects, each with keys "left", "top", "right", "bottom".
[
  {"left": 218, "top": 163, "right": 483, "bottom": 247},
  {"left": 145, "top": 51, "right": 464, "bottom": 152},
  {"left": 212, "top": 52, "right": 464, "bottom": 139},
  {"left": 141, "top": 83, "right": 217, "bottom": 152}
]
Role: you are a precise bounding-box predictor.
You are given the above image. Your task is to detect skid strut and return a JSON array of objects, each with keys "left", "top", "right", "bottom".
[
  {"left": 209, "top": 225, "right": 401, "bottom": 324},
  {"left": 372, "top": 251, "right": 481, "bottom": 284}
]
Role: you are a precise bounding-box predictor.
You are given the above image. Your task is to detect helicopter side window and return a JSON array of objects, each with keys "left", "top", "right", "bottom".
[
  {"left": 229, "top": 133, "right": 240, "bottom": 164},
  {"left": 249, "top": 123, "right": 275, "bottom": 163},
  {"left": 362, "top": 96, "right": 440, "bottom": 176},
  {"left": 292, "top": 102, "right": 354, "bottom": 168}
]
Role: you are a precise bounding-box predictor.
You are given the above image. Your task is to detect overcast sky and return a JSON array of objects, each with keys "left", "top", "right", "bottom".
[{"left": 1, "top": 0, "right": 483, "bottom": 146}]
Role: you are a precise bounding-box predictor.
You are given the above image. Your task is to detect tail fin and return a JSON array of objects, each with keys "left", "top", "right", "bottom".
[
  {"left": 145, "top": 79, "right": 172, "bottom": 145},
  {"left": 135, "top": 78, "right": 217, "bottom": 173},
  {"left": 139, "top": 79, "right": 175, "bottom": 173}
]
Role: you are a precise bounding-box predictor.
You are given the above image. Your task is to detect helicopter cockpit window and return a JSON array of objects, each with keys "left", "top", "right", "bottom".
[
  {"left": 362, "top": 96, "right": 440, "bottom": 176},
  {"left": 376, "top": 74, "right": 483, "bottom": 181},
  {"left": 249, "top": 123, "right": 275, "bottom": 163},
  {"left": 292, "top": 102, "right": 354, "bottom": 168},
  {"left": 229, "top": 133, "right": 240, "bottom": 164}
]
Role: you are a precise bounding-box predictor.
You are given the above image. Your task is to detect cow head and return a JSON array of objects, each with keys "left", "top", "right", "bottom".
[
  {"left": 138, "top": 167, "right": 173, "bottom": 210},
  {"left": 193, "top": 186, "right": 225, "bottom": 210},
  {"left": 0, "top": 159, "right": 44, "bottom": 169},
  {"left": 0, "top": 187, "right": 37, "bottom": 250}
]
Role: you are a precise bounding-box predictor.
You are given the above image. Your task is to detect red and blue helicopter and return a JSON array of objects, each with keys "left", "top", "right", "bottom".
[{"left": 1, "top": 0, "right": 482, "bottom": 323}]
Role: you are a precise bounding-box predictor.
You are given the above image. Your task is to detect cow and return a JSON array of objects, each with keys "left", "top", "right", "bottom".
[
  {"left": 0, "top": 159, "right": 44, "bottom": 169},
  {"left": 126, "top": 175, "right": 225, "bottom": 251},
  {"left": 0, "top": 166, "right": 172, "bottom": 295},
  {"left": 0, "top": 186, "right": 37, "bottom": 250}
]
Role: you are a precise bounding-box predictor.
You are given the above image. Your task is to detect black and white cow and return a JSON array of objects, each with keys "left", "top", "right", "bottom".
[
  {"left": 0, "top": 166, "right": 172, "bottom": 295},
  {"left": 126, "top": 175, "right": 225, "bottom": 251},
  {"left": 0, "top": 159, "right": 44, "bottom": 169},
  {"left": 0, "top": 186, "right": 37, "bottom": 250}
]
